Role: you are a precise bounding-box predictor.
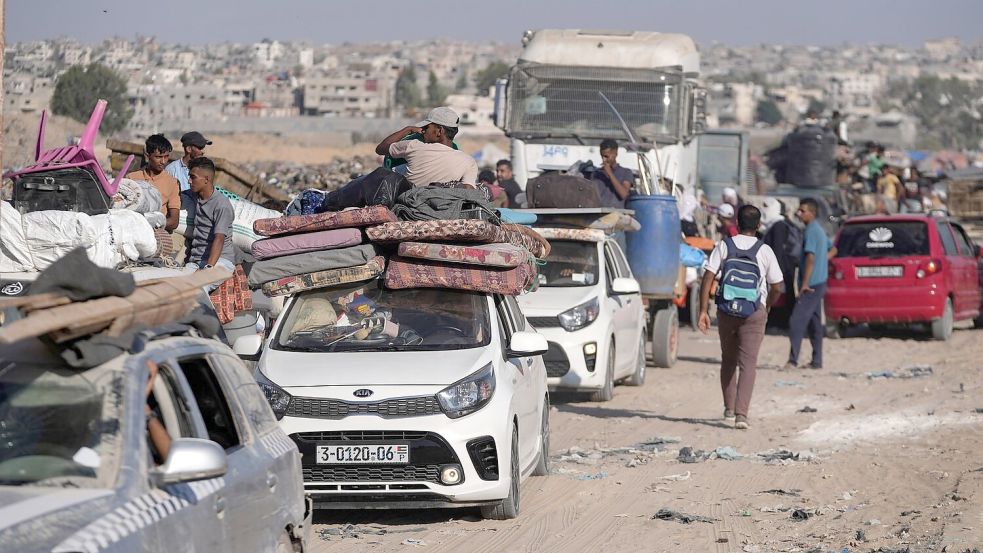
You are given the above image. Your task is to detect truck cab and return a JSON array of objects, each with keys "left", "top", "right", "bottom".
[{"left": 494, "top": 29, "right": 708, "bottom": 199}]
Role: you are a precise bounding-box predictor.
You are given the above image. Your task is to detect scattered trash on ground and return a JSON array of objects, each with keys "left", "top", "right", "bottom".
[
  {"left": 659, "top": 471, "right": 691, "bottom": 481},
  {"left": 775, "top": 380, "right": 805, "bottom": 388},
  {"left": 401, "top": 538, "right": 426, "bottom": 547},
  {"left": 678, "top": 446, "right": 706, "bottom": 464},
  {"left": 652, "top": 508, "right": 718, "bottom": 524},
  {"left": 716, "top": 538, "right": 729, "bottom": 543},
  {"left": 757, "top": 449, "right": 816, "bottom": 463},
  {"left": 797, "top": 406, "right": 818, "bottom": 413},
  {"left": 760, "top": 488, "right": 801, "bottom": 496},
  {"left": 846, "top": 404, "right": 856, "bottom": 410},
  {"left": 318, "top": 524, "right": 389, "bottom": 540},
  {"left": 576, "top": 471, "right": 609, "bottom": 481},
  {"left": 714, "top": 446, "right": 742, "bottom": 460},
  {"left": 866, "top": 365, "right": 934, "bottom": 379},
  {"left": 790, "top": 508, "right": 811, "bottom": 521},
  {"left": 855, "top": 529, "right": 867, "bottom": 541}
]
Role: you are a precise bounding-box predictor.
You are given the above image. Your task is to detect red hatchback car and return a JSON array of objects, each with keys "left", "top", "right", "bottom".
[{"left": 826, "top": 214, "right": 981, "bottom": 340}]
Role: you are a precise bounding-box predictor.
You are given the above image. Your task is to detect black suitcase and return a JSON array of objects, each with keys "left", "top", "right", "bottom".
[
  {"left": 13, "top": 167, "right": 112, "bottom": 215},
  {"left": 526, "top": 172, "right": 602, "bottom": 208},
  {"left": 321, "top": 167, "right": 412, "bottom": 212}
]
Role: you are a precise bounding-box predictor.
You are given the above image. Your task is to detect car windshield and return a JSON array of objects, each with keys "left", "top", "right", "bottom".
[
  {"left": 538, "top": 240, "right": 599, "bottom": 287},
  {"left": 836, "top": 222, "right": 930, "bottom": 258},
  {"left": 0, "top": 360, "right": 121, "bottom": 487},
  {"left": 275, "top": 279, "right": 491, "bottom": 352}
]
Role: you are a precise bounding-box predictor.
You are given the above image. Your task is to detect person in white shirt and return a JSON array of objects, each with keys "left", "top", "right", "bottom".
[
  {"left": 698, "top": 204, "right": 784, "bottom": 430},
  {"left": 375, "top": 107, "right": 478, "bottom": 187}
]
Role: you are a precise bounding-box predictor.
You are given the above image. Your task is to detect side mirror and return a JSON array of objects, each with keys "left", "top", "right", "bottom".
[
  {"left": 507, "top": 331, "right": 549, "bottom": 358},
  {"left": 493, "top": 77, "right": 509, "bottom": 130},
  {"left": 611, "top": 277, "right": 641, "bottom": 295},
  {"left": 233, "top": 334, "right": 263, "bottom": 358},
  {"left": 151, "top": 438, "right": 227, "bottom": 486}
]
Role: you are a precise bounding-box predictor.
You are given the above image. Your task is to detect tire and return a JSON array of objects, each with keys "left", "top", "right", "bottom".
[
  {"left": 688, "top": 280, "right": 702, "bottom": 330},
  {"left": 589, "top": 343, "right": 615, "bottom": 402},
  {"left": 825, "top": 322, "right": 846, "bottom": 339},
  {"left": 481, "top": 425, "right": 520, "bottom": 520},
  {"left": 625, "top": 332, "right": 646, "bottom": 386},
  {"left": 651, "top": 306, "right": 679, "bottom": 368},
  {"left": 974, "top": 313, "right": 983, "bottom": 329},
  {"left": 931, "top": 298, "right": 954, "bottom": 341},
  {"left": 532, "top": 396, "right": 550, "bottom": 476}
]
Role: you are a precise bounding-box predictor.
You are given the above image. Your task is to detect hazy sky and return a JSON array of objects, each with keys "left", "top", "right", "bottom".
[{"left": 8, "top": 0, "right": 983, "bottom": 47}]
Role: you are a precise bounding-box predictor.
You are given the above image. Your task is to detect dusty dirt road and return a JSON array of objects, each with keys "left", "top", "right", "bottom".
[{"left": 309, "top": 323, "right": 983, "bottom": 553}]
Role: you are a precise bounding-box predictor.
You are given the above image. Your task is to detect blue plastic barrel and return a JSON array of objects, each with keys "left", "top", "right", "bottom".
[{"left": 625, "top": 195, "right": 681, "bottom": 297}]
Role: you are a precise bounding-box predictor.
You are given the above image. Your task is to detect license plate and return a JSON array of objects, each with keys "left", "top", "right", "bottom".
[
  {"left": 315, "top": 443, "right": 409, "bottom": 464},
  {"left": 856, "top": 266, "right": 903, "bottom": 278}
]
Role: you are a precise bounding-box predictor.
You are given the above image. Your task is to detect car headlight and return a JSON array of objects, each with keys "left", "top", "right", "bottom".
[
  {"left": 255, "top": 369, "right": 292, "bottom": 420},
  {"left": 558, "top": 297, "right": 600, "bottom": 332},
  {"left": 437, "top": 363, "right": 495, "bottom": 419}
]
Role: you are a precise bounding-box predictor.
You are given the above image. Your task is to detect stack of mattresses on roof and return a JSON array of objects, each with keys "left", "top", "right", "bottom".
[
  {"left": 249, "top": 206, "right": 392, "bottom": 297},
  {"left": 247, "top": 186, "right": 551, "bottom": 298}
]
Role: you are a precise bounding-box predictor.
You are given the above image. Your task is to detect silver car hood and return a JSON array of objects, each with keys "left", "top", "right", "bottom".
[{"left": 260, "top": 347, "right": 493, "bottom": 388}]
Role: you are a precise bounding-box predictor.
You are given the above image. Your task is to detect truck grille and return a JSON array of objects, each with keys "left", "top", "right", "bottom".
[
  {"left": 304, "top": 465, "right": 441, "bottom": 483},
  {"left": 286, "top": 396, "right": 442, "bottom": 419},
  {"left": 544, "top": 341, "right": 571, "bottom": 377}
]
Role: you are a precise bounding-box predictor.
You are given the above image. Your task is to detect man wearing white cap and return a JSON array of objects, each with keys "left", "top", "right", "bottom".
[
  {"left": 375, "top": 107, "right": 479, "bottom": 187},
  {"left": 717, "top": 203, "right": 738, "bottom": 237}
]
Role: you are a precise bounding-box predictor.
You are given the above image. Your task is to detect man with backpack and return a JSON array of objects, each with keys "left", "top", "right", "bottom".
[
  {"left": 761, "top": 199, "right": 803, "bottom": 328},
  {"left": 698, "top": 205, "right": 784, "bottom": 430}
]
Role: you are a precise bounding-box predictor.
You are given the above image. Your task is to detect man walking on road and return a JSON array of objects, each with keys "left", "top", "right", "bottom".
[
  {"left": 786, "top": 198, "right": 834, "bottom": 369},
  {"left": 699, "top": 205, "right": 784, "bottom": 429}
]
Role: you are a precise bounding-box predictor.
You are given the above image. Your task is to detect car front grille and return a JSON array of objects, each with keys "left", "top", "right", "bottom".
[
  {"left": 528, "top": 316, "right": 562, "bottom": 328},
  {"left": 303, "top": 465, "right": 441, "bottom": 483},
  {"left": 286, "top": 396, "right": 442, "bottom": 419},
  {"left": 544, "top": 341, "right": 571, "bottom": 377},
  {"left": 293, "top": 430, "right": 429, "bottom": 442}
]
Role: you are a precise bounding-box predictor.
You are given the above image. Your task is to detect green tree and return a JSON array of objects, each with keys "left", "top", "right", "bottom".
[
  {"left": 473, "top": 61, "right": 510, "bottom": 96},
  {"left": 51, "top": 63, "right": 133, "bottom": 134},
  {"left": 394, "top": 66, "right": 422, "bottom": 109},
  {"left": 426, "top": 71, "right": 447, "bottom": 106},
  {"left": 755, "top": 99, "right": 783, "bottom": 126},
  {"left": 455, "top": 70, "right": 468, "bottom": 92}
]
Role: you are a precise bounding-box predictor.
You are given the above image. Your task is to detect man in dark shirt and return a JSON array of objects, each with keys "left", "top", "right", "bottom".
[
  {"left": 495, "top": 159, "right": 523, "bottom": 207},
  {"left": 593, "top": 139, "right": 633, "bottom": 209}
]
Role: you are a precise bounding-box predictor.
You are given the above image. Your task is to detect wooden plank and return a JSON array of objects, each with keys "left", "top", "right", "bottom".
[{"left": 0, "top": 267, "right": 231, "bottom": 344}]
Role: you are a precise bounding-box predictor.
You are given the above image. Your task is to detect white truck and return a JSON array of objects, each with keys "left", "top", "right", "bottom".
[{"left": 493, "top": 28, "right": 708, "bottom": 198}]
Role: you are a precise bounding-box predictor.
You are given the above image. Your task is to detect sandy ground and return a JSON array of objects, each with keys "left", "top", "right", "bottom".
[{"left": 308, "top": 322, "right": 983, "bottom": 553}]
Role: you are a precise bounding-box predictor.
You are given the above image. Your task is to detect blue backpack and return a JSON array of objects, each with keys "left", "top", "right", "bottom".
[{"left": 715, "top": 237, "right": 763, "bottom": 318}]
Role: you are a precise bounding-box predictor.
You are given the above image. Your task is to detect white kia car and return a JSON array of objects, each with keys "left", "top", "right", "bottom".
[
  {"left": 517, "top": 233, "right": 647, "bottom": 401},
  {"left": 247, "top": 281, "right": 549, "bottom": 520}
]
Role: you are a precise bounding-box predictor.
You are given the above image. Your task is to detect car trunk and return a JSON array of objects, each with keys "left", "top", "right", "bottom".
[{"left": 831, "top": 221, "right": 934, "bottom": 287}]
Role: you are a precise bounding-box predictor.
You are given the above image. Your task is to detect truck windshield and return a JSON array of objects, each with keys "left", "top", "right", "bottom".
[
  {"left": 275, "top": 280, "right": 491, "bottom": 352},
  {"left": 507, "top": 63, "right": 681, "bottom": 141},
  {"left": 538, "top": 241, "right": 599, "bottom": 287},
  {"left": 0, "top": 361, "right": 120, "bottom": 488}
]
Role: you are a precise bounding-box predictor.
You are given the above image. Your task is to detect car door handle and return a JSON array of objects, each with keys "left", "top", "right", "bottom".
[
  {"left": 267, "top": 473, "right": 278, "bottom": 490},
  {"left": 215, "top": 496, "right": 227, "bottom": 516}
]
